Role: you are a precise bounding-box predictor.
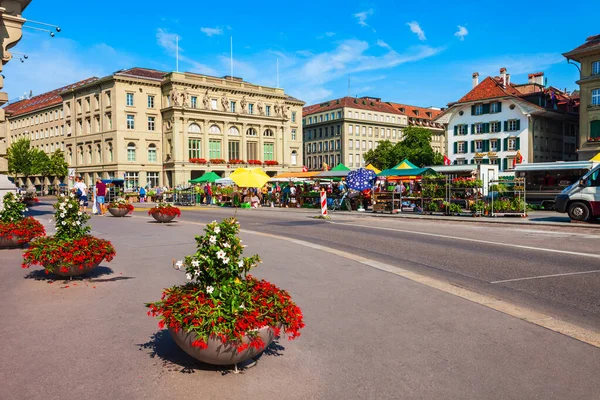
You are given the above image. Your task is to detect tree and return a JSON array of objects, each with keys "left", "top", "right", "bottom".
[
  {"left": 6, "top": 139, "right": 39, "bottom": 186},
  {"left": 34, "top": 151, "right": 51, "bottom": 193},
  {"left": 49, "top": 150, "right": 69, "bottom": 181},
  {"left": 363, "top": 127, "right": 445, "bottom": 170}
]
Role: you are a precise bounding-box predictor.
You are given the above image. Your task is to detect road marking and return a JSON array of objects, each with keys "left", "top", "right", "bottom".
[
  {"left": 491, "top": 269, "right": 600, "bottom": 284},
  {"left": 172, "top": 217, "right": 600, "bottom": 348},
  {"left": 328, "top": 221, "right": 600, "bottom": 260}
]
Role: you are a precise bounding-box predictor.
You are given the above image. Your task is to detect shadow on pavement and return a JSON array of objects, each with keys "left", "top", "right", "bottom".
[
  {"left": 137, "top": 330, "right": 285, "bottom": 375},
  {"left": 23, "top": 266, "right": 115, "bottom": 281},
  {"left": 146, "top": 221, "right": 179, "bottom": 224},
  {"left": 25, "top": 207, "right": 54, "bottom": 218}
]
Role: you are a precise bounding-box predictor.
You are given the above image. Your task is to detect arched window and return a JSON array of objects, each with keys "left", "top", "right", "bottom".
[
  {"left": 127, "top": 142, "right": 136, "bottom": 162},
  {"left": 246, "top": 128, "right": 257, "bottom": 136},
  {"left": 291, "top": 150, "right": 298, "bottom": 166},
  {"left": 107, "top": 142, "right": 113, "bottom": 162},
  {"left": 148, "top": 144, "right": 157, "bottom": 162},
  {"left": 228, "top": 126, "right": 240, "bottom": 135},
  {"left": 78, "top": 146, "right": 83, "bottom": 164},
  {"left": 96, "top": 144, "right": 102, "bottom": 163},
  {"left": 188, "top": 123, "right": 201, "bottom": 133},
  {"left": 87, "top": 145, "right": 93, "bottom": 164},
  {"left": 263, "top": 129, "right": 274, "bottom": 137},
  {"left": 209, "top": 124, "right": 221, "bottom": 134}
]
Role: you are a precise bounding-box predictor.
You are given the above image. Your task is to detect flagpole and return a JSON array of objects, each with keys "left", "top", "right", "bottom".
[
  {"left": 176, "top": 36, "right": 179, "bottom": 72},
  {"left": 276, "top": 58, "right": 279, "bottom": 88},
  {"left": 230, "top": 36, "right": 233, "bottom": 79}
]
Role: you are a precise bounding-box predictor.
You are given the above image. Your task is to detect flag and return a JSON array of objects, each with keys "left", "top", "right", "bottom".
[
  {"left": 513, "top": 151, "right": 523, "bottom": 168},
  {"left": 443, "top": 155, "right": 452, "bottom": 166},
  {"left": 322, "top": 163, "right": 328, "bottom": 171},
  {"left": 302, "top": 166, "right": 308, "bottom": 172}
]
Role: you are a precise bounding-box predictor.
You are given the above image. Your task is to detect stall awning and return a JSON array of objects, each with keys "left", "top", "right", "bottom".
[
  {"left": 365, "top": 164, "right": 381, "bottom": 174},
  {"left": 515, "top": 161, "right": 594, "bottom": 172},
  {"left": 378, "top": 167, "right": 434, "bottom": 177},
  {"left": 189, "top": 171, "right": 221, "bottom": 184},
  {"left": 274, "top": 171, "right": 321, "bottom": 179},
  {"left": 590, "top": 153, "right": 600, "bottom": 163}
]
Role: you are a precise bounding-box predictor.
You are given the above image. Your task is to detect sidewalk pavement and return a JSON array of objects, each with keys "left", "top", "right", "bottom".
[
  {"left": 127, "top": 199, "right": 599, "bottom": 229},
  {"left": 2, "top": 204, "right": 600, "bottom": 400}
]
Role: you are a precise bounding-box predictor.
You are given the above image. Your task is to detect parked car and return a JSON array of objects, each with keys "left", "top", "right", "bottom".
[{"left": 555, "top": 164, "right": 600, "bottom": 221}]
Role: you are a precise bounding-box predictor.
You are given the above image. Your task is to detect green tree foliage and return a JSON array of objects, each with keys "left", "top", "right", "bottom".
[
  {"left": 48, "top": 150, "right": 69, "bottom": 179},
  {"left": 6, "top": 139, "right": 40, "bottom": 182},
  {"left": 363, "top": 127, "right": 445, "bottom": 170}
]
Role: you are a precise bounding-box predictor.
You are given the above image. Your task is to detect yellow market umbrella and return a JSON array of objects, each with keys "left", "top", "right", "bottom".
[
  {"left": 229, "top": 168, "right": 270, "bottom": 188},
  {"left": 365, "top": 164, "right": 381, "bottom": 174},
  {"left": 590, "top": 153, "right": 600, "bottom": 162}
]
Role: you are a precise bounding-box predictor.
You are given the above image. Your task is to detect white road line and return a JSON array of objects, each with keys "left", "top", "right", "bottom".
[
  {"left": 329, "top": 221, "right": 600, "bottom": 260},
  {"left": 492, "top": 270, "right": 600, "bottom": 284}
]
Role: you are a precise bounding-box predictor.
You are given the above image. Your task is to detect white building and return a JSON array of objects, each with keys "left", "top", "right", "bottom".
[{"left": 435, "top": 68, "right": 578, "bottom": 172}]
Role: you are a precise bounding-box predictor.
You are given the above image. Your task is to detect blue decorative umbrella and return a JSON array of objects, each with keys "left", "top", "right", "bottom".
[{"left": 346, "top": 168, "right": 377, "bottom": 191}]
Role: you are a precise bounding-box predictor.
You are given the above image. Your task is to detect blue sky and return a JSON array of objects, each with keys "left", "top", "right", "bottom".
[{"left": 4, "top": 1, "right": 599, "bottom": 108}]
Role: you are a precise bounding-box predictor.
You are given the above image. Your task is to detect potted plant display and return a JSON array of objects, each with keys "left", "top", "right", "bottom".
[
  {"left": 0, "top": 192, "right": 46, "bottom": 248},
  {"left": 21, "top": 191, "right": 40, "bottom": 207},
  {"left": 107, "top": 198, "right": 135, "bottom": 217},
  {"left": 148, "top": 202, "right": 181, "bottom": 223},
  {"left": 21, "top": 193, "right": 116, "bottom": 277},
  {"left": 146, "top": 218, "right": 304, "bottom": 368}
]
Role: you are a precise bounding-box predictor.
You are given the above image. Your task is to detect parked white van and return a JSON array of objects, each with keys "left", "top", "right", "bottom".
[{"left": 555, "top": 164, "right": 600, "bottom": 221}]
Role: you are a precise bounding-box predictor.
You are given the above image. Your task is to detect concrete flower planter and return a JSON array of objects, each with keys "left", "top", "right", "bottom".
[
  {"left": 50, "top": 260, "right": 101, "bottom": 277},
  {"left": 0, "top": 236, "right": 21, "bottom": 249},
  {"left": 168, "top": 325, "right": 277, "bottom": 366},
  {"left": 151, "top": 213, "right": 176, "bottom": 223},
  {"left": 108, "top": 207, "right": 130, "bottom": 217},
  {"left": 25, "top": 199, "right": 38, "bottom": 207}
]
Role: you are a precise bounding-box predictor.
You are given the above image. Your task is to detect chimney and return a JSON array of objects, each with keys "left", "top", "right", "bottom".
[
  {"left": 472, "top": 72, "right": 479, "bottom": 88},
  {"left": 506, "top": 73, "right": 511, "bottom": 86},
  {"left": 500, "top": 68, "right": 507, "bottom": 88},
  {"left": 529, "top": 72, "right": 544, "bottom": 86}
]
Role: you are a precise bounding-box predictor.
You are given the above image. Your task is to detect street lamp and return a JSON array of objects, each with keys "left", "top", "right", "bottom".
[{"left": 23, "top": 20, "right": 61, "bottom": 37}]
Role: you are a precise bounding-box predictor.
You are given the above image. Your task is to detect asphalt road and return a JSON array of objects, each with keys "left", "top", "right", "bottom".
[
  {"left": 2, "top": 202, "right": 600, "bottom": 400},
  {"left": 174, "top": 206, "right": 600, "bottom": 332}
]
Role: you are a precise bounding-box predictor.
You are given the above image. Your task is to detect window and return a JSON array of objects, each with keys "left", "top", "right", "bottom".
[
  {"left": 355, "top": 140, "right": 359, "bottom": 149},
  {"left": 209, "top": 140, "right": 221, "bottom": 159},
  {"left": 127, "top": 115, "right": 135, "bottom": 129},
  {"left": 291, "top": 150, "right": 297, "bottom": 166},
  {"left": 491, "top": 139, "right": 498, "bottom": 151},
  {"left": 491, "top": 121, "right": 500, "bottom": 133},
  {"left": 125, "top": 172, "right": 138, "bottom": 190},
  {"left": 474, "top": 104, "right": 483, "bottom": 115},
  {"left": 318, "top": 142, "right": 322, "bottom": 152},
  {"left": 96, "top": 144, "right": 102, "bottom": 163},
  {"left": 265, "top": 105, "right": 271, "bottom": 116},
  {"left": 336, "top": 139, "right": 341, "bottom": 150},
  {"left": 592, "top": 89, "right": 600, "bottom": 106},
  {"left": 291, "top": 111, "right": 297, "bottom": 123},
  {"left": 248, "top": 104, "right": 254, "bottom": 114},
  {"left": 368, "top": 141, "right": 373, "bottom": 150},
  {"left": 264, "top": 129, "right": 274, "bottom": 137},
  {"left": 191, "top": 96, "right": 197, "bottom": 108},
  {"left": 475, "top": 123, "right": 483, "bottom": 134},
  {"left": 368, "top": 127, "right": 373, "bottom": 136},
  {"left": 127, "top": 143, "right": 136, "bottom": 162},
  {"left": 323, "top": 142, "right": 328, "bottom": 151},
  {"left": 126, "top": 93, "right": 134, "bottom": 106},
  {"left": 188, "top": 123, "right": 201, "bottom": 133},
  {"left": 188, "top": 139, "right": 202, "bottom": 159},
  {"left": 362, "top": 126, "right": 366, "bottom": 136},
  {"left": 148, "top": 116, "right": 155, "bottom": 131},
  {"left": 230, "top": 101, "right": 236, "bottom": 113},
  {"left": 387, "top": 129, "right": 391, "bottom": 138},
  {"left": 348, "top": 154, "right": 353, "bottom": 167},
  {"left": 106, "top": 91, "right": 111, "bottom": 106},
  {"left": 107, "top": 143, "right": 113, "bottom": 162},
  {"left": 349, "top": 140, "right": 353, "bottom": 149},
  {"left": 475, "top": 140, "right": 483, "bottom": 152},
  {"left": 508, "top": 138, "right": 517, "bottom": 151},
  {"left": 593, "top": 61, "right": 600, "bottom": 76},
  {"left": 211, "top": 99, "right": 217, "bottom": 110},
  {"left": 147, "top": 172, "right": 159, "bottom": 188},
  {"left": 148, "top": 144, "right": 157, "bottom": 162},
  {"left": 246, "top": 128, "right": 257, "bottom": 136},
  {"left": 337, "top": 111, "right": 342, "bottom": 119},
  {"left": 349, "top": 125, "right": 353, "bottom": 135},
  {"left": 247, "top": 142, "right": 258, "bottom": 160},
  {"left": 227, "top": 126, "right": 239, "bottom": 136},
  {"left": 392, "top": 129, "right": 396, "bottom": 139},
  {"left": 148, "top": 95, "right": 155, "bottom": 108},
  {"left": 362, "top": 140, "right": 366, "bottom": 150},
  {"left": 508, "top": 119, "right": 519, "bottom": 131},
  {"left": 209, "top": 124, "right": 221, "bottom": 134},
  {"left": 291, "top": 129, "right": 297, "bottom": 141},
  {"left": 263, "top": 143, "right": 274, "bottom": 160},
  {"left": 228, "top": 141, "right": 240, "bottom": 160},
  {"left": 490, "top": 102, "right": 501, "bottom": 113},
  {"left": 355, "top": 154, "right": 361, "bottom": 166},
  {"left": 361, "top": 113, "right": 365, "bottom": 120},
  {"left": 458, "top": 142, "right": 466, "bottom": 154}
]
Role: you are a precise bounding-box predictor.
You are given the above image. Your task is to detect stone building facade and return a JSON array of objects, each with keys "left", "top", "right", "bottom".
[{"left": 2, "top": 67, "right": 304, "bottom": 188}]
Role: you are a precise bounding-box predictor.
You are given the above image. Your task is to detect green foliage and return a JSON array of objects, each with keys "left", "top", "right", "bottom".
[
  {"left": 54, "top": 194, "right": 91, "bottom": 240},
  {"left": 48, "top": 150, "right": 69, "bottom": 178},
  {"left": 363, "top": 127, "right": 445, "bottom": 170},
  {"left": 427, "top": 201, "right": 440, "bottom": 212},
  {"left": 0, "top": 192, "right": 26, "bottom": 223},
  {"left": 7, "top": 139, "right": 40, "bottom": 180}
]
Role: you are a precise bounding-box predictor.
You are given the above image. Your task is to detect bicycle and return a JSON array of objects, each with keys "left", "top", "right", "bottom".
[{"left": 329, "top": 192, "right": 352, "bottom": 212}]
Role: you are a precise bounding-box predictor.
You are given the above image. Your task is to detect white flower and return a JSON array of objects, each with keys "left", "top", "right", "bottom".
[
  {"left": 69, "top": 193, "right": 74, "bottom": 198},
  {"left": 223, "top": 257, "right": 230, "bottom": 265},
  {"left": 77, "top": 212, "right": 82, "bottom": 216},
  {"left": 72, "top": 222, "right": 76, "bottom": 226},
  {"left": 214, "top": 226, "right": 221, "bottom": 234},
  {"left": 175, "top": 260, "right": 183, "bottom": 270},
  {"left": 76, "top": 221, "right": 81, "bottom": 226},
  {"left": 60, "top": 213, "right": 66, "bottom": 218},
  {"left": 216, "top": 250, "right": 225, "bottom": 259},
  {"left": 206, "top": 286, "right": 214, "bottom": 294},
  {"left": 191, "top": 260, "right": 200, "bottom": 267},
  {"left": 209, "top": 236, "right": 217, "bottom": 244},
  {"left": 194, "top": 270, "right": 201, "bottom": 277},
  {"left": 68, "top": 204, "right": 73, "bottom": 209},
  {"left": 186, "top": 273, "right": 193, "bottom": 280},
  {"left": 24, "top": 208, "right": 28, "bottom": 211},
  {"left": 79, "top": 201, "right": 84, "bottom": 205},
  {"left": 239, "top": 304, "right": 245, "bottom": 309},
  {"left": 223, "top": 242, "right": 230, "bottom": 248},
  {"left": 61, "top": 221, "right": 66, "bottom": 225},
  {"left": 238, "top": 260, "right": 244, "bottom": 268}
]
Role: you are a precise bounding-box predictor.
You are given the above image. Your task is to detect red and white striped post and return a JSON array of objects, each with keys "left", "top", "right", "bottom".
[{"left": 320, "top": 189, "right": 328, "bottom": 217}]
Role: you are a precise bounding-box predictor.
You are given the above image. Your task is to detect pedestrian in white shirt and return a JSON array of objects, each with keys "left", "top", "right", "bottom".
[{"left": 73, "top": 177, "right": 89, "bottom": 214}]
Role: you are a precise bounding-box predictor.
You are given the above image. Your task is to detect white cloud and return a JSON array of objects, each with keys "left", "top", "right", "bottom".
[
  {"left": 376, "top": 39, "right": 392, "bottom": 50},
  {"left": 296, "top": 50, "right": 314, "bottom": 57},
  {"left": 407, "top": 21, "right": 426, "bottom": 41},
  {"left": 325, "top": 32, "right": 336, "bottom": 37},
  {"left": 156, "top": 28, "right": 179, "bottom": 52},
  {"left": 156, "top": 29, "right": 216, "bottom": 75},
  {"left": 455, "top": 25, "right": 468, "bottom": 41},
  {"left": 354, "top": 9, "right": 373, "bottom": 27},
  {"left": 200, "top": 27, "right": 223, "bottom": 37}
]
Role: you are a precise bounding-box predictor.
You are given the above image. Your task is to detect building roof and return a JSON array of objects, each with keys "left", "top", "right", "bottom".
[
  {"left": 3, "top": 77, "right": 98, "bottom": 117},
  {"left": 303, "top": 96, "right": 403, "bottom": 117},
  {"left": 457, "top": 76, "right": 522, "bottom": 103},
  {"left": 387, "top": 102, "right": 444, "bottom": 129},
  {"left": 113, "top": 67, "right": 167, "bottom": 81},
  {"left": 563, "top": 34, "right": 600, "bottom": 60}
]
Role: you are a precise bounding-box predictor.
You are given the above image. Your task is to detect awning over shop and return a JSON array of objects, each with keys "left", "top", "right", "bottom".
[
  {"left": 365, "top": 164, "right": 381, "bottom": 174},
  {"left": 316, "top": 163, "right": 351, "bottom": 178},
  {"left": 189, "top": 171, "right": 221, "bottom": 184},
  {"left": 515, "top": 161, "right": 594, "bottom": 172},
  {"left": 378, "top": 167, "right": 434, "bottom": 177}
]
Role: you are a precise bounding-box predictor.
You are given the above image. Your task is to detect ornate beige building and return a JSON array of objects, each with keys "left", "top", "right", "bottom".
[
  {"left": 0, "top": 0, "right": 31, "bottom": 173},
  {"left": 2, "top": 67, "right": 304, "bottom": 188}
]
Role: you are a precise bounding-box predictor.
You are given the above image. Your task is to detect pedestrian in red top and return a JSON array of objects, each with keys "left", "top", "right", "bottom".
[{"left": 95, "top": 179, "right": 107, "bottom": 216}]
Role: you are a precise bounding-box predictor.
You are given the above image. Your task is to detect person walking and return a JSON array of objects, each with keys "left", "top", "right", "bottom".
[
  {"left": 95, "top": 179, "right": 107, "bottom": 216},
  {"left": 139, "top": 186, "right": 147, "bottom": 203},
  {"left": 205, "top": 183, "right": 213, "bottom": 205},
  {"left": 74, "top": 177, "right": 89, "bottom": 214}
]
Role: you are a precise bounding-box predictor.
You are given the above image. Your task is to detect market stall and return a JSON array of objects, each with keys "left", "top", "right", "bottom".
[{"left": 376, "top": 160, "right": 433, "bottom": 213}]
